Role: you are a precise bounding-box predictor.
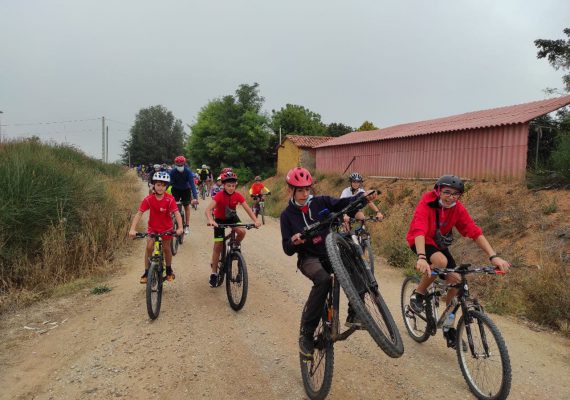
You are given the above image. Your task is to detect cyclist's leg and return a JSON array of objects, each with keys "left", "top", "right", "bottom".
[
  {"left": 211, "top": 225, "right": 225, "bottom": 272},
  {"left": 180, "top": 188, "right": 191, "bottom": 226},
  {"left": 234, "top": 227, "right": 246, "bottom": 244},
  {"left": 298, "top": 257, "right": 331, "bottom": 355},
  {"left": 354, "top": 210, "right": 366, "bottom": 221},
  {"left": 163, "top": 238, "right": 173, "bottom": 265}
]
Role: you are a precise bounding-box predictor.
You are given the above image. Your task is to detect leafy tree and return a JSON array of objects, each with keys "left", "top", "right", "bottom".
[
  {"left": 535, "top": 27, "right": 570, "bottom": 92},
  {"left": 187, "top": 83, "right": 272, "bottom": 176},
  {"left": 121, "top": 105, "right": 185, "bottom": 165},
  {"left": 326, "top": 122, "right": 354, "bottom": 137},
  {"left": 357, "top": 120, "right": 378, "bottom": 131},
  {"left": 270, "top": 104, "right": 327, "bottom": 136}
]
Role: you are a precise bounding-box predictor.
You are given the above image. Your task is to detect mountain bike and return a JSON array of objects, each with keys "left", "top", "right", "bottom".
[
  {"left": 251, "top": 193, "right": 270, "bottom": 225},
  {"left": 299, "top": 193, "right": 404, "bottom": 399},
  {"left": 170, "top": 201, "right": 185, "bottom": 256},
  {"left": 200, "top": 182, "right": 208, "bottom": 200},
  {"left": 135, "top": 231, "right": 177, "bottom": 320},
  {"left": 347, "top": 216, "right": 379, "bottom": 273},
  {"left": 401, "top": 265, "right": 512, "bottom": 400},
  {"left": 212, "top": 223, "right": 256, "bottom": 311}
]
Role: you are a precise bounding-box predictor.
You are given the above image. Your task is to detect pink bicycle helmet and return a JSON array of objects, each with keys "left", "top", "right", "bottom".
[{"left": 286, "top": 167, "right": 313, "bottom": 187}]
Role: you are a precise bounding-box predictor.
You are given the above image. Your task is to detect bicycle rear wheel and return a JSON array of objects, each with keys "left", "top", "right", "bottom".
[
  {"left": 326, "top": 233, "right": 403, "bottom": 358},
  {"left": 299, "top": 317, "right": 334, "bottom": 400},
  {"left": 146, "top": 262, "right": 163, "bottom": 320},
  {"left": 225, "top": 251, "right": 248, "bottom": 310},
  {"left": 400, "top": 276, "right": 431, "bottom": 342},
  {"left": 456, "top": 310, "right": 511, "bottom": 400}
]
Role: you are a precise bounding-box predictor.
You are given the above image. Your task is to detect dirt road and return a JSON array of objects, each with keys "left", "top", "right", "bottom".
[{"left": 1, "top": 184, "right": 569, "bottom": 399}]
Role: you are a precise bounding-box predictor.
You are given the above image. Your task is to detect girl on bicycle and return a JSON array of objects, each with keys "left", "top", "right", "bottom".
[
  {"left": 280, "top": 167, "right": 377, "bottom": 358},
  {"left": 340, "top": 172, "right": 383, "bottom": 228},
  {"left": 129, "top": 171, "right": 184, "bottom": 283},
  {"left": 204, "top": 169, "right": 261, "bottom": 288},
  {"left": 407, "top": 175, "right": 510, "bottom": 345}
]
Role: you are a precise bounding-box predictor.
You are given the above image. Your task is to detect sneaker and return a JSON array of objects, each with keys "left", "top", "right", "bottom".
[
  {"left": 299, "top": 335, "right": 314, "bottom": 359},
  {"left": 345, "top": 309, "right": 364, "bottom": 329},
  {"left": 209, "top": 273, "right": 218, "bottom": 288},
  {"left": 140, "top": 270, "right": 148, "bottom": 284},
  {"left": 410, "top": 290, "right": 425, "bottom": 314},
  {"left": 184, "top": 225, "right": 189, "bottom": 235},
  {"left": 165, "top": 267, "right": 175, "bottom": 282}
]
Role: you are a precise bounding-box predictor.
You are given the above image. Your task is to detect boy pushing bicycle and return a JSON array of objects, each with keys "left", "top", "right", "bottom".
[{"left": 129, "top": 171, "right": 183, "bottom": 283}]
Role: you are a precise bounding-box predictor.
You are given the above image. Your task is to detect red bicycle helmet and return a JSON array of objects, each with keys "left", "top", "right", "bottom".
[
  {"left": 286, "top": 167, "right": 313, "bottom": 187},
  {"left": 174, "top": 155, "right": 186, "bottom": 164},
  {"left": 221, "top": 170, "right": 238, "bottom": 183}
]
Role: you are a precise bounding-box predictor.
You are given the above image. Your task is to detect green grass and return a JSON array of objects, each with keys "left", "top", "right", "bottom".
[{"left": 91, "top": 285, "right": 112, "bottom": 295}]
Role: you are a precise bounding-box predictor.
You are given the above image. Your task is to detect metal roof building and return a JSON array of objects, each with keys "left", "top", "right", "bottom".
[{"left": 315, "top": 95, "right": 570, "bottom": 180}]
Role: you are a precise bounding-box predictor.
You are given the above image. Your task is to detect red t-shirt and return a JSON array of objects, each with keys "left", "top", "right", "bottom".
[
  {"left": 213, "top": 190, "right": 245, "bottom": 220},
  {"left": 139, "top": 193, "right": 178, "bottom": 233},
  {"left": 250, "top": 182, "right": 266, "bottom": 196}
]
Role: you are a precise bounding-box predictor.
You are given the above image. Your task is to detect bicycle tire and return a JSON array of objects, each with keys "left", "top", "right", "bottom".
[
  {"left": 456, "top": 310, "right": 512, "bottom": 400},
  {"left": 179, "top": 208, "right": 185, "bottom": 244},
  {"left": 326, "top": 233, "right": 403, "bottom": 358},
  {"left": 170, "top": 218, "right": 179, "bottom": 256},
  {"left": 261, "top": 206, "right": 265, "bottom": 225},
  {"left": 146, "top": 262, "right": 163, "bottom": 320},
  {"left": 400, "top": 276, "right": 431, "bottom": 343},
  {"left": 225, "top": 251, "right": 248, "bottom": 310},
  {"left": 299, "top": 317, "right": 334, "bottom": 400}
]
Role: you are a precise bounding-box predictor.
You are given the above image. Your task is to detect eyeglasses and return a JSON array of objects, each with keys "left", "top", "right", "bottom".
[{"left": 441, "top": 190, "right": 462, "bottom": 198}]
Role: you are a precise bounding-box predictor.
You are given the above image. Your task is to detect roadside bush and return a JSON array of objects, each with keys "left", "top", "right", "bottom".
[{"left": 0, "top": 140, "right": 139, "bottom": 309}]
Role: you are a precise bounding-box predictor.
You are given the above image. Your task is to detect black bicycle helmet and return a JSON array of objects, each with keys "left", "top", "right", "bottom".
[
  {"left": 435, "top": 175, "right": 464, "bottom": 193},
  {"left": 348, "top": 172, "right": 363, "bottom": 182}
]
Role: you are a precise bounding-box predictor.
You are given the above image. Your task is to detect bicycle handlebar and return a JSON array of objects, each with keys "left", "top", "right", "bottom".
[
  {"left": 211, "top": 223, "right": 257, "bottom": 230},
  {"left": 134, "top": 231, "right": 178, "bottom": 239},
  {"left": 430, "top": 264, "right": 506, "bottom": 276},
  {"left": 300, "top": 191, "right": 377, "bottom": 240}
]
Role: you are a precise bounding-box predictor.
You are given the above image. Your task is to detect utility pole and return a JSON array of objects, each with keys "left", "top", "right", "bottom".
[
  {"left": 0, "top": 110, "right": 4, "bottom": 142},
  {"left": 101, "top": 116, "right": 106, "bottom": 162},
  {"left": 106, "top": 126, "right": 109, "bottom": 162}
]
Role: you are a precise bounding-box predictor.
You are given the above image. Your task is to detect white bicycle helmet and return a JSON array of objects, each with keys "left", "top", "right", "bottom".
[
  {"left": 152, "top": 171, "right": 170, "bottom": 183},
  {"left": 349, "top": 172, "right": 363, "bottom": 182},
  {"left": 201, "top": 164, "right": 207, "bottom": 169}
]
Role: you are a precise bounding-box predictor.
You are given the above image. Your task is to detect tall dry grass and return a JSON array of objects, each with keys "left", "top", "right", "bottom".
[{"left": 0, "top": 139, "right": 140, "bottom": 312}]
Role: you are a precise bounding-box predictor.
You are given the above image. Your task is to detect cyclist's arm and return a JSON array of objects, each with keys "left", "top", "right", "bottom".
[
  {"left": 129, "top": 211, "right": 144, "bottom": 237},
  {"left": 240, "top": 201, "right": 260, "bottom": 227},
  {"left": 280, "top": 213, "right": 299, "bottom": 255},
  {"left": 204, "top": 200, "right": 217, "bottom": 225},
  {"left": 262, "top": 186, "right": 271, "bottom": 194},
  {"left": 474, "top": 235, "right": 510, "bottom": 271},
  {"left": 413, "top": 235, "right": 431, "bottom": 275},
  {"left": 189, "top": 173, "right": 198, "bottom": 199}
]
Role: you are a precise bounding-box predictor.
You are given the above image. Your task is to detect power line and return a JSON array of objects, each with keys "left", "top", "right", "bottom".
[{"left": 0, "top": 117, "right": 100, "bottom": 127}]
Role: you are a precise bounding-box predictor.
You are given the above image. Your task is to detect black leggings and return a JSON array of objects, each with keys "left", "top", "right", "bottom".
[{"left": 298, "top": 257, "right": 331, "bottom": 336}]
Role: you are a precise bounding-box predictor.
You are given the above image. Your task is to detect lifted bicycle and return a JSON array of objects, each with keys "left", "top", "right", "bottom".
[{"left": 299, "top": 193, "right": 404, "bottom": 399}]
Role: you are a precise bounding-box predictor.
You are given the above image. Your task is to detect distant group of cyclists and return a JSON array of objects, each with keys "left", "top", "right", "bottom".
[{"left": 129, "top": 157, "right": 510, "bottom": 387}]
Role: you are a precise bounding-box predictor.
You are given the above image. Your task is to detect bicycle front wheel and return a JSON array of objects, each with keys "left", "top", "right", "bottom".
[
  {"left": 146, "top": 262, "right": 163, "bottom": 320},
  {"left": 260, "top": 204, "right": 265, "bottom": 225},
  {"left": 456, "top": 310, "right": 512, "bottom": 400},
  {"left": 225, "top": 251, "right": 248, "bottom": 311},
  {"left": 326, "top": 233, "right": 404, "bottom": 358},
  {"left": 361, "top": 239, "right": 374, "bottom": 273},
  {"left": 400, "top": 276, "right": 431, "bottom": 342},
  {"left": 300, "top": 317, "right": 334, "bottom": 400}
]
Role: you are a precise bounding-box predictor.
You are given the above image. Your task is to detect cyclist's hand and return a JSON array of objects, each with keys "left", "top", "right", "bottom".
[
  {"left": 254, "top": 221, "right": 261, "bottom": 228},
  {"left": 375, "top": 211, "right": 384, "bottom": 220},
  {"left": 291, "top": 233, "right": 305, "bottom": 246},
  {"left": 207, "top": 221, "right": 219, "bottom": 228},
  {"left": 128, "top": 229, "right": 137, "bottom": 238},
  {"left": 491, "top": 257, "right": 510, "bottom": 273},
  {"left": 191, "top": 199, "right": 198, "bottom": 205},
  {"left": 416, "top": 258, "right": 431, "bottom": 275},
  {"left": 176, "top": 227, "right": 183, "bottom": 236},
  {"left": 343, "top": 214, "right": 350, "bottom": 223}
]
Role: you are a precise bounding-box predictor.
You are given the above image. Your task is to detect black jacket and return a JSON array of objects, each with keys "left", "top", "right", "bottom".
[{"left": 280, "top": 195, "right": 357, "bottom": 260}]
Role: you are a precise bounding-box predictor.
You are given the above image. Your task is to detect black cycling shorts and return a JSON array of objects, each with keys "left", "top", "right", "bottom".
[
  {"left": 411, "top": 244, "right": 457, "bottom": 269},
  {"left": 171, "top": 188, "right": 191, "bottom": 206},
  {"left": 214, "top": 217, "right": 240, "bottom": 241}
]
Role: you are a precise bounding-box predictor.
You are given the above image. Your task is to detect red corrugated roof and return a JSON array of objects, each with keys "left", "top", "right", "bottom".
[
  {"left": 317, "top": 95, "right": 570, "bottom": 148},
  {"left": 285, "top": 135, "right": 334, "bottom": 148}
]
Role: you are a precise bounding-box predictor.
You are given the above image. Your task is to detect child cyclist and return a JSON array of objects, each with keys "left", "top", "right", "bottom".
[
  {"left": 340, "top": 172, "right": 383, "bottom": 227},
  {"left": 169, "top": 155, "right": 199, "bottom": 234},
  {"left": 205, "top": 169, "right": 261, "bottom": 288},
  {"left": 280, "top": 167, "right": 378, "bottom": 358},
  {"left": 129, "top": 171, "right": 184, "bottom": 283},
  {"left": 210, "top": 176, "right": 223, "bottom": 197},
  {"left": 249, "top": 175, "right": 271, "bottom": 213},
  {"left": 407, "top": 174, "right": 510, "bottom": 347}
]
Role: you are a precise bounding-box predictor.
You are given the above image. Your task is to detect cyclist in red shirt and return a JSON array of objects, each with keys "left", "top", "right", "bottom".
[
  {"left": 129, "top": 171, "right": 184, "bottom": 283},
  {"left": 204, "top": 170, "right": 261, "bottom": 287},
  {"left": 249, "top": 175, "right": 271, "bottom": 214}
]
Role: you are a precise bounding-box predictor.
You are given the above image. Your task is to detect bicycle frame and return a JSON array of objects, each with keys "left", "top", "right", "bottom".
[{"left": 324, "top": 273, "right": 358, "bottom": 343}]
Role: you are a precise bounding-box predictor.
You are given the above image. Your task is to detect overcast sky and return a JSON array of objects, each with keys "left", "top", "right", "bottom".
[{"left": 1, "top": 0, "right": 569, "bottom": 161}]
